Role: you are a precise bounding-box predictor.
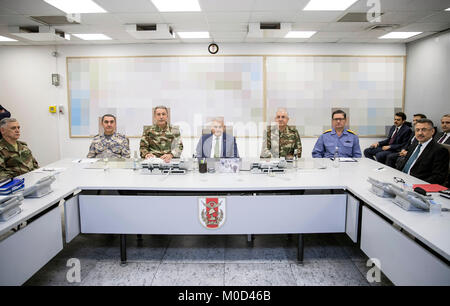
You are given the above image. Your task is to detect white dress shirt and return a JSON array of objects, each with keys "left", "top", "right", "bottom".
[
  {"left": 209, "top": 135, "right": 223, "bottom": 158},
  {"left": 437, "top": 132, "right": 449, "bottom": 144},
  {"left": 406, "top": 137, "right": 432, "bottom": 175}
]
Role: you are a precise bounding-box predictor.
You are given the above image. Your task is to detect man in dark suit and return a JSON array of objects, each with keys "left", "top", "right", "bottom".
[
  {"left": 434, "top": 114, "right": 450, "bottom": 145},
  {"left": 397, "top": 119, "right": 449, "bottom": 185},
  {"left": 364, "top": 112, "right": 412, "bottom": 164},
  {"left": 196, "top": 117, "right": 239, "bottom": 158},
  {"left": 385, "top": 113, "right": 426, "bottom": 168}
]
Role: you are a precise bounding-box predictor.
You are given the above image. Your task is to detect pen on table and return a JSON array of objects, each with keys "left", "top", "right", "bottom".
[{"left": 377, "top": 167, "right": 384, "bottom": 170}]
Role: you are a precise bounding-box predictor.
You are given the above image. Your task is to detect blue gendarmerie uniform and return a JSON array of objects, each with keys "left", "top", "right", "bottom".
[{"left": 312, "top": 128, "right": 362, "bottom": 158}]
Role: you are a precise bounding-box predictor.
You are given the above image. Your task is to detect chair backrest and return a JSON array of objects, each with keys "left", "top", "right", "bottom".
[
  {"left": 440, "top": 143, "right": 450, "bottom": 170},
  {"left": 201, "top": 125, "right": 233, "bottom": 136}
]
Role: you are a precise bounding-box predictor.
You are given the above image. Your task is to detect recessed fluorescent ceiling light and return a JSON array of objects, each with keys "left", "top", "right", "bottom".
[
  {"left": 0, "top": 35, "right": 17, "bottom": 41},
  {"left": 285, "top": 31, "right": 317, "bottom": 38},
  {"left": 379, "top": 32, "right": 422, "bottom": 39},
  {"left": 73, "top": 34, "right": 112, "bottom": 40},
  {"left": 445, "top": 7, "right": 450, "bottom": 11},
  {"left": 303, "top": 0, "right": 358, "bottom": 11},
  {"left": 177, "top": 32, "right": 209, "bottom": 38},
  {"left": 43, "top": 0, "right": 106, "bottom": 13},
  {"left": 151, "top": 0, "right": 201, "bottom": 12}
]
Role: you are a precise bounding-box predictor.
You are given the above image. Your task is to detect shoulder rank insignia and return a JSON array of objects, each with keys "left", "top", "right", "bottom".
[
  {"left": 347, "top": 129, "right": 357, "bottom": 135},
  {"left": 323, "top": 129, "right": 332, "bottom": 134}
]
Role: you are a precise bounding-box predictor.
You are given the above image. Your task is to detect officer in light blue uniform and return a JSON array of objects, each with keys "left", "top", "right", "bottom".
[{"left": 312, "top": 110, "right": 362, "bottom": 158}]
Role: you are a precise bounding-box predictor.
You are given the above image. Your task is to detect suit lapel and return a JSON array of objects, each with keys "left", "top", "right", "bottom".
[
  {"left": 203, "top": 134, "right": 213, "bottom": 157},
  {"left": 411, "top": 141, "right": 433, "bottom": 170}
]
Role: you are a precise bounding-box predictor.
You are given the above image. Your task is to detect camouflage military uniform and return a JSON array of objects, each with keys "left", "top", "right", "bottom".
[
  {"left": 0, "top": 138, "right": 39, "bottom": 179},
  {"left": 140, "top": 124, "right": 183, "bottom": 158},
  {"left": 87, "top": 133, "right": 130, "bottom": 159},
  {"left": 260, "top": 125, "right": 302, "bottom": 158}
]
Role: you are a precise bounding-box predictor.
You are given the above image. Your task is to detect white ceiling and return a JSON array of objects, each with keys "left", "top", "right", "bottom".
[{"left": 0, "top": 0, "right": 449, "bottom": 45}]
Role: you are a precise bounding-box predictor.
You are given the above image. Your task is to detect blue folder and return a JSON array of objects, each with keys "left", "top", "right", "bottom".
[{"left": 0, "top": 178, "right": 25, "bottom": 195}]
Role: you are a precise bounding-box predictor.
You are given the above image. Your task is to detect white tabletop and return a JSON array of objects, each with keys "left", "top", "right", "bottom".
[{"left": 1, "top": 157, "right": 449, "bottom": 261}]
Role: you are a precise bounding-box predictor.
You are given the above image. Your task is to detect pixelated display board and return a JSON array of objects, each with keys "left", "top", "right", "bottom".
[{"left": 67, "top": 55, "right": 404, "bottom": 137}]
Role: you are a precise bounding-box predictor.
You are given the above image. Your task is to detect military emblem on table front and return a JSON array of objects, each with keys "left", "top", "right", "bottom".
[{"left": 198, "top": 197, "right": 226, "bottom": 229}]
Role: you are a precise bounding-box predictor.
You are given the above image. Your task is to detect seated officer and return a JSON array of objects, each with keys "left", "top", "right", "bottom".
[
  {"left": 260, "top": 108, "right": 302, "bottom": 159},
  {"left": 312, "top": 110, "right": 361, "bottom": 158},
  {"left": 0, "top": 118, "right": 38, "bottom": 179},
  {"left": 196, "top": 117, "right": 239, "bottom": 158},
  {"left": 140, "top": 105, "right": 183, "bottom": 163},
  {"left": 364, "top": 112, "right": 412, "bottom": 164},
  {"left": 397, "top": 119, "right": 449, "bottom": 184},
  {"left": 87, "top": 114, "right": 130, "bottom": 159}
]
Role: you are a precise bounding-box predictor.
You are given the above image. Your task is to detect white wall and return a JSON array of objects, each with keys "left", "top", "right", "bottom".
[
  {"left": 405, "top": 30, "right": 450, "bottom": 128},
  {"left": 1, "top": 43, "right": 406, "bottom": 166}
]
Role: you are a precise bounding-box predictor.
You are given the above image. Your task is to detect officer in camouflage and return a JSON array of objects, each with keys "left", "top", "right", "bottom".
[
  {"left": 140, "top": 106, "right": 183, "bottom": 163},
  {"left": 312, "top": 109, "right": 362, "bottom": 158},
  {"left": 0, "top": 118, "right": 39, "bottom": 179},
  {"left": 260, "top": 108, "right": 302, "bottom": 159},
  {"left": 87, "top": 114, "right": 130, "bottom": 159}
]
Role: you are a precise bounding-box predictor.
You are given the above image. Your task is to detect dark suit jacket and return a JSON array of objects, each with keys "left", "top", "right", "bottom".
[
  {"left": 434, "top": 132, "right": 450, "bottom": 145},
  {"left": 397, "top": 140, "right": 449, "bottom": 184},
  {"left": 195, "top": 132, "right": 239, "bottom": 158},
  {"left": 379, "top": 125, "right": 412, "bottom": 152}
]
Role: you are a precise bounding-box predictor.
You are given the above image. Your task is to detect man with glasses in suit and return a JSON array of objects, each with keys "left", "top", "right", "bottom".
[{"left": 397, "top": 119, "right": 448, "bottom": 184}]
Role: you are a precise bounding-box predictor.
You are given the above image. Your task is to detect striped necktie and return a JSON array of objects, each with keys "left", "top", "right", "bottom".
[
  {"left": 402, "top": 144, "right": 422, "bottom": 174},
  {"left": 438, "top": 133, "right": 447, "bottom": 144},
  {"left": 214, "top": 137, "right": 220, "bottom": 158}
]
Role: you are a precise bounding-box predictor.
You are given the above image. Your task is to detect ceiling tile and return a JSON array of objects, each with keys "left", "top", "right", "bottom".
[
  {"left": 205, "top": 12, "right": 250, "bottom": 23},
  {"left": 114, "top": 13, "right": 164, "bottom": 24},
  {"left": 0, "top": 0, "right": 64, "bottom": 15},
  {"left": 95, "top": 0, "right": 158, "bottom": 13},
  {"left": 199, "top": 0, "right": 255, "bottom": 12},
  {"left": 0, "top": 14, "right": 42, "bottom": 26},
  {"left": 250, "top": 11, "right": 298, "bottom": 23},
  {"left": 208, "top": 23, "right": 247, "bottom": 32},
  {"left": 252, "top": 0, "right": 309, "bottom": 12},
  {"left": 378, "top": 11, "right": 437, "bottom": 24},
  {"left": 416, "top": 11, "right": 450, "bottom": 23},
  {"left": 160, "top": 12, "right": 206, "bottom": 23},
  {"left": 295, "top": 11, "right": 346, "bottom": 23},
  {"left": 79, "top": 13, "right": 123, "bottom": 25},
  {"left": 397, "top": 22, "right": 450, "bottom": 32},
  {"left": 321, "top": 22, "right": 371, "bottom": 32}
]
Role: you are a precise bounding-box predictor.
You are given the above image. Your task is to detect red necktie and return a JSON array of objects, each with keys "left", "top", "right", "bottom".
[{"left": 389, "top": 127, "right": 398, "bottom": 145}]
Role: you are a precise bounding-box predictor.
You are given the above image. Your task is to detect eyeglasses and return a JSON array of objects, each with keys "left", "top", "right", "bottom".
[
  {"left": 414, "top": 128, "right": 432, "bottom": 133},
  {"left": 332, "top": 118, "right": 345, "bottom": 121}
]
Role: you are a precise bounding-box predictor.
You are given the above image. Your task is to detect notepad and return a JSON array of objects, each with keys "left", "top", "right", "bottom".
[{"left": 412, "top": 184, "right": 447, "bottom": 193}]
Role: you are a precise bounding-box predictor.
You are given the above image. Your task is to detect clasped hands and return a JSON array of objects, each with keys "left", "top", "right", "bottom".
[{"left": 144, "top": 153, "right": 173, "bottom": 163}]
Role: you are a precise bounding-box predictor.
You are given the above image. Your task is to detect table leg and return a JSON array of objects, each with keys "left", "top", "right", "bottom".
[
  {"left": 297, "top": 234, "right": 304, "bottom": 264},
  {"left": 136, "top": 234, "right": 143, "bottom": 246},
  {"left": 120, "top": 234, "right": 127, "bottom": 266}
]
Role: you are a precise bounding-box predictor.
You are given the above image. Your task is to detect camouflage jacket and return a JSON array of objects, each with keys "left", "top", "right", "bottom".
[
  {"left": 139, "top": 124, "right": 183, "bottom": 158},
  {"left": 0, "top": 138, "right": 39, "bottom": 179},
  {"left": 260, "top": 125, "right": 302, "bottom": 158},
  {"left": 87, "top": 133, "right": 130, "bottom": 159}
]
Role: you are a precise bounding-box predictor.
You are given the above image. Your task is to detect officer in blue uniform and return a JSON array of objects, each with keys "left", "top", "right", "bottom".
[{"left": 312, "top": 110, "right": 362, "bottom": 158}]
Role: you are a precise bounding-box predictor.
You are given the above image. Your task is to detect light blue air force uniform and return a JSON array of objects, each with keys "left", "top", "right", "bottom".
[{"left": 312, "top": 129, "right": 362, "bottom": 158}]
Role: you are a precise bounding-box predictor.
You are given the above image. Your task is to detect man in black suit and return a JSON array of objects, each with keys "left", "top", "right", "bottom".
[
  {"left": 397, "top": 119, "right": 449, "bottom": 185},
  {"left": 364, "top": 112, "right": 412, "bottom": 164},
  {"left": 385, "top": 113, "right": 426, "bottom": 168},
  {"left": 434, "top": 114, "right": 450, "bottom": 145}
]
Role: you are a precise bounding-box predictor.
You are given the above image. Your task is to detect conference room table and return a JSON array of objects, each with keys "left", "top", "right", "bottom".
[{"left": 0, "top": 157, "right": 449, "bottom": 286}]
